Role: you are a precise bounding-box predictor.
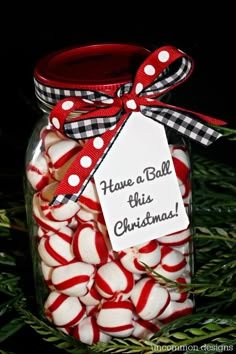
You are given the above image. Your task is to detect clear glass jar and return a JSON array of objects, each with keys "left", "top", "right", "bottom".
[{"left": 24, "top": 43, "right": 194, "bottom": 345}]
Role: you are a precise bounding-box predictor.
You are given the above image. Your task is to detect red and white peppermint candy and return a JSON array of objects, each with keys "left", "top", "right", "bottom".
[
  {"left": 44, "top": 291, "right": 86, "bottom": 327},
  {"left": 79, "top": 284, "right": 102, "bottom": 306},
  {"left": 33, "top": 193, "right": 68, "bottom": 232},
  {"left": 95, "top": 260, "right": 134, "bottom": 300},
  {"left": 51, "top": 261, "right": 96, "bottom": 297},
  {"left": 76, "top": 207, "right": 99, "bottom": 223},
  {"left": 157, "top": 298, "right": 193, "bottom": 324},
  {"left": 38, "top": 227, "right": 74, "bottom": 267},
  {"left": 39, "top": 181, "right": 80, "bottom": 221},
  {"left": 130, "top": 277, "right": 170, "bottom": 320},
  {"left": 96, "top": 300, "right": 134, "bottom": 337},
  {"left": 46, "top": 139, "right": 82, "bottom": 181},
  {"left": 97, "top": 212, "right": 107, "bottom": 236},
  {"left": 72, "top": 316, "right": 111, "bottom": 344},
  {"left": 40, "top": 126, "right": 67, "bottom": 150},
  {"left": 72, "top": 221, "right": 114, "bottom": 265},
  {"left": 170, "top": 145, "right": 191, "bottom": 203},
  {"left": 158, "top": 226, "right": 191, "bottom": 246},
  {"left": 170, "top": 145, "right": 190, "bottom": 184},
  {"left": 86, "top": 304, "right": 100, "bottom": 317},
  {"left": 153, "top": 245, "right": 187, "bottom": 280},
  {"left": 167, "top": 274, "right": 190, "bottom": 302},
  {"left": 78, "top": 178, "right": 102, "bottom": 213},
  {"left": 26, "top": 152, "right": 51, "bottom": 191},
  {"left": 132, "top": 316, "right": 162, "bottom": 339},
  {"left": 118, "top": 239, "right": 161, "bottom": 274},
  {"left": 40, "top": 261, "right": 54, "bottom": 289},
  {"left": 37, "top": 225, "right": 73, "bottom": 239}
]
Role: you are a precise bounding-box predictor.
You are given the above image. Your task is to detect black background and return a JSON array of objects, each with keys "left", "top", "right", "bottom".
[{"left": 1, "top": 6, "right": 235, "bottom": 353}]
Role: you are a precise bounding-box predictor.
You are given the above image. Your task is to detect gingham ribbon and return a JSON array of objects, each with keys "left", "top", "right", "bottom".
[{"left": 49, "top": 45, "right": 226, "bottom": 205}]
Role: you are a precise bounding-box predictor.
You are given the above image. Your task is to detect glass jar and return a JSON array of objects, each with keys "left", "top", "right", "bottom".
[{"left": 24, "top": 42, "right": 194, "bottom": 345}]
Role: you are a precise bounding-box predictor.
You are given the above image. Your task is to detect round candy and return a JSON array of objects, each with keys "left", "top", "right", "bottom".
[
  {"left": 72, "top": 221, "right": 114, "bottom": 265},
  {"left": 96, "top": 300, "right": 134, "bottom": 337},
  {"left": 118, "top": 239, "right": 161, "bottom": 274},
  {"left": 157, "top": 298, "right": 193, "bottom": 324},
  {"left": 40, "top": 126, "right": 67, "bottom": 150},
  {"left": 26, "top": 152, "right": 51, "bottom": 191},
  {"left": 95, "top": 260, "right": 134, "bottom": 300},
  {"left": 132, "top": 316, "right": 162, "bottom": 339},
  {"left": 153, "top": 245, "right": 187, "bottom": 280},
  {"left": 79, "top": 284, "right": 102, "bottom": 306},
  {"left": 157, "top": 226, "right": 191, "bottom": 246},
  {"left": 46, "top": 139, "right": 82, "bottom": 181},
  {"left": 38, "top": 228, "right": 74, "bottom": 267},
  {"left": 170, "top": 145, "right": 190, "bottom": 184},
  {"left": 78, "top": 178, "right": 102, "bottom": 213},
  {"left": 51, "top": 261, "right": 96, "bottom": 297},
  {"left": 72, "top": 316, "right": 111, "bottom": 344},
  {"left": 167, "top": 274, "right": 190, "bottom": 302},
  {"left": 40, "top": 260, "right": 53, "bottom": 289},
  {"left": 33, "top": 193, "right": 68, "bottom": 232},
  {"left": 44, "top": 291, "right": 85, "bottom": 327},
  {"left": 130, "top": 277, "right": 170, "bottom": 320},
  {"left": 39, "top": 181, "right": 80, "bottom": 221}
]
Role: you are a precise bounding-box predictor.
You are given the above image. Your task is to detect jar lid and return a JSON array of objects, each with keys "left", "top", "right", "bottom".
[{"left": 34, "top": 43, "right": 151, "bottom": 104}]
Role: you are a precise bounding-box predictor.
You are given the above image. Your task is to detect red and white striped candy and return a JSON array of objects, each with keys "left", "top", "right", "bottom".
[
  {"left": 78, "top": 178, "right": 102, "bottom": 213},
  {"left": 96, "top": 300, "right": 134, "bottom": 337},
  {"left": 170, "top": 145, "right": 190, "bottom": 184},
  {"left": 79, "top": 284, "right": 102, "bottom": 306},
  {"left": 51, "top": 261, "right": 96, "bottom": 297},
  {"left": 40, "top": 261, "right": 54, "bottom": 289},
  {"left": 97, "top": 212, "right": 107, "bottom": 236},
  {"left": 158, "top": 226, "right": 191, "bottom": 246},
  {"left": 40, "top": 126, "right": 67, "bottom": 150},
  {"left": 167, "top": 274, "right": 190, "bottom": 302},
  {"left": 72, "top": 221, "right": 114, "bottom": 265},
  {"left": 76, "top": 207, "right": 99, "bottom": 223},
  {"left": 95, "top": 260, "right": 134, "bottom": 300},
  {"left": 170, "top": 145, "right": 191, "bottom": 203},
  {"left": 118, "top": 239, "right": 161, "bottom": 274},
  {"left": 132, "top": 316, "right": 162, "bottom": 339},
  {"left": 46, "top": 139, "right": 82, "bottom": 181},
  {"left": 26, "top": 152, "right": 51, "bottom": 191},
  {"left": 39, "top": 181, "right": 80, "bottom": 221},
  {"left": 153, "top": 245, "right": 187, "bottom": 280},
  {"left": 86, "top": 304, "right": 100, "bottom": 317},
  {"left": 130, "top": 277, "right": 170, "bottom": 320},
  {"left": 67, "top": 216, "right": 79, "bottom": 230},
  {"left": 157, "top": 299, "right": 193, "bottom": 324},
  {"left": 37, "top": 225, "right": 73, "bottom": 240},
  {"left": 33, "top": 193, "right": 69, "bottom": 232},
  {"left": 72, "top": 316, "right": 111, "bottom": 344},
  {"left": 44, "top": 291, "right": 86, "bottom": 327},
  {"left": 38, "top": 227, "right": 74, "bottom": 267}
]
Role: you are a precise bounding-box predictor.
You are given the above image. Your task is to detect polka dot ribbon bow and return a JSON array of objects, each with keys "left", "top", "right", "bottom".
[{"left": 49, "top": 45, "right": 227, "bottom": 206}]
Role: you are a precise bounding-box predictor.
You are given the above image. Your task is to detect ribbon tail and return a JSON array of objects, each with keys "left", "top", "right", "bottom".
[
  {"left": 141, "top": 102, "right": 226, "bottom": 146},
  {"left": 50, "top": 113, "right": 129, "bottom": 206}
]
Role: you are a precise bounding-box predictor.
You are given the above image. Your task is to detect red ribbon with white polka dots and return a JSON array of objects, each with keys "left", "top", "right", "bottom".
[{"left": 49, "top": 45, "right": 227, "bottom": 205}]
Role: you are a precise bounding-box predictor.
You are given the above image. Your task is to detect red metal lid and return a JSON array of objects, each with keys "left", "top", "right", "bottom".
[{"left": 34, "top": 43, "right": 151, "bottom": 94}]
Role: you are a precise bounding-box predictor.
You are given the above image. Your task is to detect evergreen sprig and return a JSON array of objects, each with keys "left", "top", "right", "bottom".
[
  {"left": 15, "top": 306, "right": 89, "bottom": 354},
  {"left": 91, "top": 315, "right": 236, "bottom": 353}
]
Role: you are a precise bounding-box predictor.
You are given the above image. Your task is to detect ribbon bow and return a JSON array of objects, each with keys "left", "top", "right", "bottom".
[{"left": 49, "top": 45, "right": 226, "bottom": 206}]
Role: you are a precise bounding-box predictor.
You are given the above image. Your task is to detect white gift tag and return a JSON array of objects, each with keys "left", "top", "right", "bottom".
[{"left": 94, "top": 112, "right": 189, "bottom": 251}]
